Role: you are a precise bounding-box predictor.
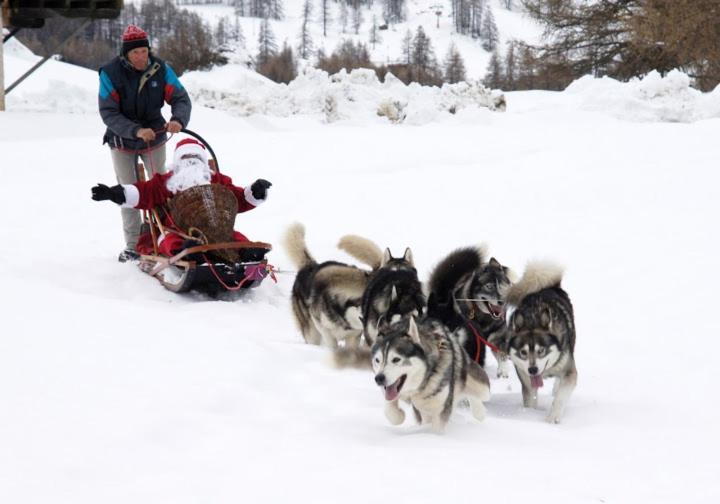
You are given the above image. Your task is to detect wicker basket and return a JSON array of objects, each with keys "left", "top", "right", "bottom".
[{"left": 168, "top": 184, "right": 239, "bottom": 262}]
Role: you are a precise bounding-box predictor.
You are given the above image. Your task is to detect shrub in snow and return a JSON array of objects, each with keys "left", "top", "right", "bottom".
[{"left": 377, "top": 99, "right": 407, "bottom": 123}]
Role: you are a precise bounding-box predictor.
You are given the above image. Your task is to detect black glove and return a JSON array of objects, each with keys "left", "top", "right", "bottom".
[
  {"left": 250, "top": 179, "right": 272, "bottom": 200},
  {"left": 91, "top": 184, "right": 126, "bottom": 205}
]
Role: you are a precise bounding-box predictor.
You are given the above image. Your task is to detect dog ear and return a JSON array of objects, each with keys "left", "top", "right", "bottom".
[
  {"left": 512, "top": 313, "right": 524, "bottom": 331},
  {"left": 403, "top": 247, "right": 414, "bottom": 266},
  {"left": 381, "top": 247, "right": 392, "bottom": 267},
  {"left": 489, "top": 257, "right": 500, "bottom": 268},
  {"left": 408, "top": 317, "right": 421, "bottom": 344}
]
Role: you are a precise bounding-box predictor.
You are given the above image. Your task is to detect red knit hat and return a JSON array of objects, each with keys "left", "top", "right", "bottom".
[
  {"left": 121, "top": 25, "right": 150, "bottom": 56},
  {"left": 174, "top": 138, "right": 209, "bottom": 165}
]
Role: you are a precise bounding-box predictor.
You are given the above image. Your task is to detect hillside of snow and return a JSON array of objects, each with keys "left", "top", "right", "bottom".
[
  {"left": 180, "top": 0, "right": 543, "bottom": 79},
  {"left": 2, "top": 35, "right": 720, "bottom": 504}
]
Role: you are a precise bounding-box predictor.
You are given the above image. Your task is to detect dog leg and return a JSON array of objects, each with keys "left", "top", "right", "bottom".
[
  {"left": 430, "top": 415, "right": 447, "bottom": 434},
  {"left": 520, "top": 378, "right": 538, "bottom": 409},
  {"left": 385, "top": 400, "right": 405, "bottom": 425},
  {"left": 468, "top": 394, "right": 487, "bottom": 422},
  {"left": 494, "top": 351, "right": 510, "bottom": 378},
  {"left": 546, "top": 364, "right": 577, "bottom": 424}
]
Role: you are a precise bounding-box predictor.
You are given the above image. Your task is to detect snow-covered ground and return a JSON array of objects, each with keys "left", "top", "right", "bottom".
[{"left": 2, "top": 37, "right": 720, "bottom": 503}]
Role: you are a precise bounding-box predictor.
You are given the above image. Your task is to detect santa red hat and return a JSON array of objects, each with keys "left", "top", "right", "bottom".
[
  {"left": 174, "top": 138, "right": 209, "bottom": 165},
  {"left": 121, "top": 25, "right": 150, "bottom": 56}
]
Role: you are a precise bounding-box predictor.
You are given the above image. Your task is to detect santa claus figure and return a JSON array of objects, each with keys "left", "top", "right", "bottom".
[{"left": 91, "top": 138, "right": 272, "bottom": 258}]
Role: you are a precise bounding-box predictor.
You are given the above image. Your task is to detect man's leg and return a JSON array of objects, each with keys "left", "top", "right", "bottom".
[
  {"left": 110, "top": 148, "right": 141, "bottom": 251},
  {"left": 140, "top": 144, "right": 167, "bottom": 178}
]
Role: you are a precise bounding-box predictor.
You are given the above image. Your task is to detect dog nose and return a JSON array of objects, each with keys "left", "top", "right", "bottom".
[
  {"left": 375, "top": 374, "right": 386, "bottom": 386},
  {"left": 528, "top": 366, "right": 538, "bottom": 375}
]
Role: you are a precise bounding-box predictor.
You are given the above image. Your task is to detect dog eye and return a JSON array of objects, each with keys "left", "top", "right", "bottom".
[
  {"left": 391, "top": 357, "right": 401, "bottom": 364},
  {"left": 374, "top": 357, "right": 380, "bottom": 364},
  {"left": 519, "top": 349, "right": 528, "bottom": 358},
  {"left": 483, "top": 284, "right": 493, "bottom": 291},
  {"left": 537, "top": 347, "right": 546, "bottom": 356}
]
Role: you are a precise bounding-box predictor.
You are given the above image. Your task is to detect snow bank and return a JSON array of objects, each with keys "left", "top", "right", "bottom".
[
  {"left": 183, "top": 65, "right": 507, "bottom": 125},
  {"left": 565, "top": 70, "right": 720, "bottom": 122}
]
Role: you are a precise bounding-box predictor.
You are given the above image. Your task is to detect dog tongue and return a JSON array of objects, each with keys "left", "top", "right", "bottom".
[
  {"left": 489, "top": 304, "right": 505, "bottom": 318},
  {"left": 384, "top": 383, "right": 400, "bottom": 401},
  {"left": 531, "top": 375, "right": 544, "bottom": 389}
]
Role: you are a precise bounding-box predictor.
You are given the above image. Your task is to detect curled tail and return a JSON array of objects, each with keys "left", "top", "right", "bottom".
[
  {"left": 283, "top": 222, "right": 316, "bottom": 269},
  {"left": 337, "top": 234, "right": 384, "bottom": 270},
  {"left": 507, "top": 261, "right": 564, "bottom": 306},
  {"left": 427, "top": 245, "right": 487, "bottom": 302},
  {"left": 332, "top": 346, "right": 372, "bottom": 370}
]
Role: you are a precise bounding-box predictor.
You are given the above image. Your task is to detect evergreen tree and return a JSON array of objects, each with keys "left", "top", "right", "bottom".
[
  {"left": 401, "top": 29, "right": 413, "bottom": 65},
  {"left": 411, "top": 26, "right": 442, "bottom": 86},
  {"left": 443, "top": 42, "right": 467, "bottom": 83},
  {"left": 352, "top": 5, "right": 363, "bottom": 35},
  {"left": 320, "top": 0, "right": 332, "bottom": 37},
  {"left": 256, "top": 17, "right": 278, "bottom": 69},
  {"left": 339, "top": 2, "right": 349, "bottom": 34},
  {"left": 369, "top": 15, "right": 382, "bottom": 50},
  {"left": 480, "top": 4, "right": 498, "bottom": 51},
  {"left": 297, "top": 0, "right": 314, "bottom": 60},
  {"left": 483, "top": 50, "right": 504, "bottom": 89},
  {"left": 504, "top": 40, "right": 516, "bottom": 90}
]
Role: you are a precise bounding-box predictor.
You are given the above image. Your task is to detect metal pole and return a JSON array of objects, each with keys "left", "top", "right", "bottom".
[{"left": 5, "top": 18, "right": 90, "bottom": 96}]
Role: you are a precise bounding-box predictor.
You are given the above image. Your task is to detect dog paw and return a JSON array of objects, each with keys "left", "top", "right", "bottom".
[
  {"left": 471, "top": 402, "right": 486, "bottom": 422},
  {"left": 385, "top": 404, "right": 405, "bottom": 425},
  {"left": 545, "top": 413, "right": 562, "bottom": 424},
  {"left": 496, "top": 361, "right": 510, "bottom": 379}
]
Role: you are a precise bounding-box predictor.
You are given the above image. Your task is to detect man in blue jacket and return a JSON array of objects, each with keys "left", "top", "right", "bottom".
[{"left": 98, "top": 24, "right": 192, "bottom": 262}]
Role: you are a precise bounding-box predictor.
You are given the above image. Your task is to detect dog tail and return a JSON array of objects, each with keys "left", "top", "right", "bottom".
[
  {"left": 337, "top": 234, "right": 384, "bottom": 270},
  {"left": 331, "top": 346, "right": 372, "bottom": 370},
  {"left": 507, "top": 261, "right": 564, "bottom": 306},
  {"left": 283, "top": 222, "right": 316, "bottom": 269},
  {"left": 427, "top": 245, "right": 487, "bottom": 302}
]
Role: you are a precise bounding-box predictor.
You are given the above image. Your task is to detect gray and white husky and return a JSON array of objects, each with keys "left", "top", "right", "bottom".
[
  {"left": 283, "top": 223, "right": 383, "bottom": 349},
  {"left": 339, "top": 239, "right": 425, "bottom": 347},
  {"left": 427, "top": 246, "right": 514, "bottom": 377},
  {"left": 371, "top": 317, "right": 490, "bottom": 433},
  {"left": 505, "top": 261, "right": 577, "bottom": 423}
]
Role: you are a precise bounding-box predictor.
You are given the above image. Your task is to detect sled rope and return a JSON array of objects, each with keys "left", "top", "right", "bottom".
[
  {"left": 203, "top": 258, "right": 278, "bottom": 291},
  {"left": 465, "top": 319, "right": 502, "bottom": 360}
]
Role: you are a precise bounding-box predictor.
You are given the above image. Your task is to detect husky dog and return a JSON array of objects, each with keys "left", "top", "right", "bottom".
[
  {"left": 339, "top": 240, "right": 425, "bottom": 347},
  {"left": 283, "top": 223, "right": 383, "bottom": 349},
  {"left": 371, "top": 317, "right": 490, "bottom": 433},
  {"left": 427, "top": 247, "right": 513, "bottom": 376},
  {"left": 505, "top": 261, "right": 577, "bottom": 424}
]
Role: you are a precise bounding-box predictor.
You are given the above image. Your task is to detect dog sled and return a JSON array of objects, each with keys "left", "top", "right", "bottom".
[{"left": 135, "top": 130, "right": 275, "bottom": 294}]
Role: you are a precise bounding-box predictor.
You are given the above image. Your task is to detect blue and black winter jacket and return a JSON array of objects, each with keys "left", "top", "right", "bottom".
[{"left": 98, "top": 55, "right": 191, "bottom": 151}]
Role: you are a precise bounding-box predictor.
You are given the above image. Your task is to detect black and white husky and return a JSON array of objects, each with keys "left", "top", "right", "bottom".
[
  {"left": 427, "top": 247, "right": 514, "bottom": 376},
  {"left": 339, "top": 239, "right": 425, "bottom": 347},
  {"left": 505, "top": 261, "right": 577, "bottom": 423},
  {"left": 283, "top": 223, "right": 383, "bottom": 349},
  {"left": 371, "top": 317, "right": 490, "bottom": 433}
]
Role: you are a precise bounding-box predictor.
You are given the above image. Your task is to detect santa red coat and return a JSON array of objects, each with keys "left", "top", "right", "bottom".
[
  {"left": 122, "top": 171, "right": 264, "bottom": 256},
  {"left": 123, "top": 171, "right": 262, "bottom": 212}
]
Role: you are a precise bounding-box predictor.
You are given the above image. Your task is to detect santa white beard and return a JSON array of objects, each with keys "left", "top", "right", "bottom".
[{"left": 166, "top": 157, "right": 212, "bottom": 194}]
